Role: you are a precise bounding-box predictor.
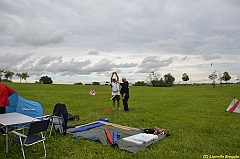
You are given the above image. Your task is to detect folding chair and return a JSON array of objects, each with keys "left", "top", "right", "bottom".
[
  {"left": 17, "top": 115, "right": 51, "bottom": 135},
  {"left": 49, "top": 115, "right": 65, "bottom": 136},
  {"left": 48, "top": 103, "right": 68, "bottom": 136},
  {"left": 10, "top": 119, "right": 50, "bottom": 159}
]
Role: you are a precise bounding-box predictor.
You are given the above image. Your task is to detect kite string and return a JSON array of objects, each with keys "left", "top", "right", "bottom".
[
  {"left": 96, "top": 85, "right": 104, "bottom": 110},
  {"left": 96, "top": 85, "right": 112, "bottom": 113}
]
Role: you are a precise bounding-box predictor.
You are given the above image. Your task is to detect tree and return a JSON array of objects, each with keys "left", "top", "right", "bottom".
[
  {"left": 0, "top": 69, "right": 4, "bottom": 82},
  {"left": 39, "top": 76, "right": 53, "bottom": 84},
  {"left": 208, "top": 70, "right": 218, "bottom": 88},
  {"left": 147, "top": 71, "right": 175, "bottom": 87},
  {"left": 147, "top": 71, "right": 163, "bottom": 86},
  {"left": 134, "top": 81, "right": 147, "bottom": 86},
  {"left": 16, "top": 73, "right": 23, "bottom": 83},
  {"left": 4, "top": 70, "right": 15, "bottom": 81},
  {"left": 157, "top": 78, "right": 166, "bottom": 87},
  {"left": 21, "top": 72, "right": 30, "bottom": 83},
  {"left": 164, "top": 73, "right": 175, "bottom": 86},
  {"left": 221, "top": 71, "right": 231, "bottom": 85},
  {"left": 182, "top": 73, "right": 189, "bottom": 85},
  {"left": 218, "top": 73, "right": 223, "bottom": 87},
  {"left": 236, "top": 76, "right": 239, "bottom": 84},
  {"left": 16, "top": 72, "right": 30, "bottom": 83}
]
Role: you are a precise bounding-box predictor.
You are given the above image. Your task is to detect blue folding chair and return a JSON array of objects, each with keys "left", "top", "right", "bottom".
[{"left": 10, "top": 119, "right": 50, "bottom": 159}]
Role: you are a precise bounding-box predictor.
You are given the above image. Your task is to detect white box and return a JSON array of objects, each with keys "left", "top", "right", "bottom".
[{"left": 122, "top": 133, "right": 158, "bottom": 144}]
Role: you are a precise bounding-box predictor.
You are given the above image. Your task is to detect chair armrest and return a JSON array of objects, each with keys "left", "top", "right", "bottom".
[
  {"left": 11, "top": 130, "right": 27, "bottom": 138},
  {"left": 39, "top": 114, "right": 52, "bottom": 119},
  {"left": 32, "top": 115, "right": 51, "bottom": 122}
]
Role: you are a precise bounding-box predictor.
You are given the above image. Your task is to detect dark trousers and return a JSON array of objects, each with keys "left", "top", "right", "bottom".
[
  {"left": 0, "top": 107, "right": 6, "bottom": 114},
  {"left": 122, "top": 94, "right": 129, "bottom": 111},
  {"left": 0, "top": 107, "right": 6, "bottom": 133}
]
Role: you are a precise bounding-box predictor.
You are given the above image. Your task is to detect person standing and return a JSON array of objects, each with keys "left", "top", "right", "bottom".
[
  {"left": 110, "top": 72, "right": 120, "bottom": 110},
  {"left": 120, "top": 77, "right": 129, "bottom": 111},
  {"left": 0, "top": 83, "right": 15, "bottom": 134}
]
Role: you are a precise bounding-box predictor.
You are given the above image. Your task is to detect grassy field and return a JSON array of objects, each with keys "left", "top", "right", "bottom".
[{"left": 0, "top": 82, "right": 239, "bottom": 159}]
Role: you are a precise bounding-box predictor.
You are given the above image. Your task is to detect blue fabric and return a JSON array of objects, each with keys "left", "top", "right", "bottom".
[
  {"left": 6, "top": 92, "right": 44, "bottom": 118},
  {"left": 113, "top": 132, "right": 118, "bottom": 143},
  {"left": 99, "top": 118, "right": 110, "bottom": 122},
  {"left": 6, "top": 92, "right": 18, "bottom": 113},
  {"left": 71, "top": 122, "right": 104, "bottom": 133}
]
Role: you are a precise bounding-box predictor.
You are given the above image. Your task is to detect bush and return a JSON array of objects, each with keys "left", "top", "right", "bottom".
[
  {"left": 39, "top": 76, "right": 53, "bottom": 84},
  {"left": 74, "top": 82, "right": 83, "bottom": 85},
  {"left": 133, "top": 81, "right": 147, "bottom": 86},
  {"left": 92, "top": 82, "right": 100, "bottom": 85},
  {"left": 0, "top": 79, "right": 12, "bottom": 82}
]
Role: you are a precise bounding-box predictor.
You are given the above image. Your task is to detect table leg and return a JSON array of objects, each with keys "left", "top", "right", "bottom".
[{"left": 5, "top": 126, "right": 8, "bottom": 154}]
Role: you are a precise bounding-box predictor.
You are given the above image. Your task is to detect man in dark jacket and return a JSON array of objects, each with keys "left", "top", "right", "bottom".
[{"left": 120, "top": 77, "right": 129, "bottom": 111}]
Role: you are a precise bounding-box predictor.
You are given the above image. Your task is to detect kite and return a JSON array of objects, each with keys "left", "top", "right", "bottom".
[{"left": 90, "top": 89, "right": 96, "bottom": 96}]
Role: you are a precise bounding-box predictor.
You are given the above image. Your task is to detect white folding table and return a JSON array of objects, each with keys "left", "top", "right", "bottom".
[{"left": 0, "top": 112, "right": 37, "bottom": 154}]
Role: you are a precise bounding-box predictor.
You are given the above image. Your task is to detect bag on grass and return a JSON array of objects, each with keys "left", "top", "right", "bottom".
[{"left": 52, "top": 103, "right": 68, "bottom": 135}]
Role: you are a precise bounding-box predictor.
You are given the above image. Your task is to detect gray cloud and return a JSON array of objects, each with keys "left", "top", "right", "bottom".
[
  {"left": 0, "top": 53, "right": 33, "bottom": 70},
  {"left": 0, "top": 53, "right": 138, "bottom": 80},
  {"left": 13, "top": 26, "right": 70, "bottom": 47},
  {"left": 38, "top": 56, "right": 63, "bottom": 65},
  {"left": 88, "top": 51, "right": 99, "bottom": 55},
  {"left": 202, "top": 53, "right": 221, "bottom": 61},
  {"left": 138, "top": 56, "right": 173, "bottom": 73},
  {"left": 0, "top": 0, "right": 239, "bottom": 84},
  {"left": 180, "top": 56, "right": 188, "bottom": 61},
  {"left": 85, "top": 58, "right": 138, "bottom": 73},
  {"left": 45, "top": 59, "right": 91, "bottom": 75}
]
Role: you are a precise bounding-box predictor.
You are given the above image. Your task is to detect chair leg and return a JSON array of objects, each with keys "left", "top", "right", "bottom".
[
  {"left": 19, "top": 138, "right": 26, "bottom": 159},
  {"left": 49, "top": 121, "right": 54, "bottom": 137},
  {"left": 42, "top": 140, "right": 47, "bottom": 157},
  {"left": 21, "top": 145, "right": 26, "bottom": 159}
]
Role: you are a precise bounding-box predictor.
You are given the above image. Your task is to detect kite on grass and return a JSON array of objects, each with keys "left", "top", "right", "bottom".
[
  {"left": 226, "top": 97, "right": 240, "bottom": 113},
  {"left": 90, "top": 89, "right": 96, "bottom": 96}
]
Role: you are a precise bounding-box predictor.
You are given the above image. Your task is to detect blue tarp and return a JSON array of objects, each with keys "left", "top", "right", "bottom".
[
  {"left": 6, "top": 92, "right": 44, "bottom": 118},
  {"left": 71, "top": 122, "right": 104, "bottom": 133}
]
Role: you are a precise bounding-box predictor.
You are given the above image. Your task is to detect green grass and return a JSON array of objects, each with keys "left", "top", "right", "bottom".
[{"left": 1, "top": 83, "right": 240, "bottom": 159}]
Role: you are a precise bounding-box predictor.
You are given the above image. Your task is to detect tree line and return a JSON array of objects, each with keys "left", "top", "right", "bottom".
[
  {"left": 134, "top": 71, "right": 175, "bottom": 87},
  {"left": 1, "top": 68, "right": 236, "bottom": 86},
  {"left": 0, "top": 69, "right": 29, "bottom": 83},
  {"left": 207, "top": 70, "right": 234, "bottom": 88},
  {"left": 0, "top": 69, "right": 53, "bottom": 84},
  {"left": 134, "top": 71, "right": 237, "bottom": 87}
]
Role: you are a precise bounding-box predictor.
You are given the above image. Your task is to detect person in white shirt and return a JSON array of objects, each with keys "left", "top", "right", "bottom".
[{"left": 110, "top": 72, "right": 120, "bottom": 110}]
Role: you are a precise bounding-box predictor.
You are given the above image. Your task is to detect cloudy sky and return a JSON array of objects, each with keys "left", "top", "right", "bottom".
[{"left": 0, "top": 0, "right": 239, "bottom": 84}]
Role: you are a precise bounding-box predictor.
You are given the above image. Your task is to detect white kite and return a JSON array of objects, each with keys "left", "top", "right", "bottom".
[
  {"left": 226, "top": 98, "right": 240, "bottom": 113},
  {"left": 89, "top": 89, "right": 96, "bottom": 96}
]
